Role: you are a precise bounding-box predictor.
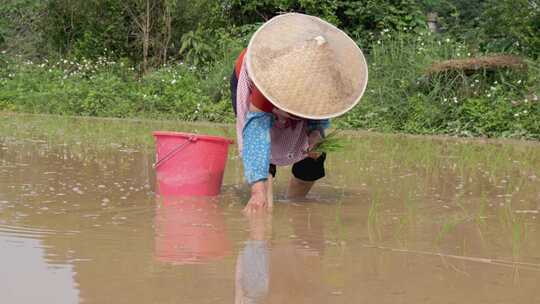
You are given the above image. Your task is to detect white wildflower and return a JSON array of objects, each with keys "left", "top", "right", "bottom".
[{"left": 171, "top": 79, "right": 176, "bottom": 84}]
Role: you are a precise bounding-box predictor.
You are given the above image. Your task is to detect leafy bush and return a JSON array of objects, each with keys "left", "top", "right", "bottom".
[
  {"left": 480, "top": 0, "right": 540, "bottom": 58},
  {"left": 0, "top": 56, "right": 234, "bottom": 122},
  {"left": 338, "top": 0, "right": 426, "bottom": 44},
  {"left": 1, "top": 1, "right": 539, "bottom": 140},
  {"left": 338, "top": 30, "right": 540, "bottom": 139}
]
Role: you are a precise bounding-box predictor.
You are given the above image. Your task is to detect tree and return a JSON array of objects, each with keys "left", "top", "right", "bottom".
[
  {"left": 481, "top": 0, "right": 540, "bottom": 58},
  {"left": 0, "top": 0, "right": 46, "bottom": 56}
]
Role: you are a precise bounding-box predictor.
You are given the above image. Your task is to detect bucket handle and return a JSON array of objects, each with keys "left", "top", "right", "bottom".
[{"left": 153, "top": 135, "right": 198, "bottom": 169}]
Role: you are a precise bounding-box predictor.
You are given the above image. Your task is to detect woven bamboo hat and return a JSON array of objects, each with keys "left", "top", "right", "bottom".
[{"left": 246, "top": 13, "right": 368, "bottom": 119}]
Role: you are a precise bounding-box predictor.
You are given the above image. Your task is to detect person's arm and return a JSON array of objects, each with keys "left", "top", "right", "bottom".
[
  {"left": 242, "top": 110, "right": 273, "bottom": 212},
  {"left": 306, "top": 119, "right": 330, "bottom": 158}
]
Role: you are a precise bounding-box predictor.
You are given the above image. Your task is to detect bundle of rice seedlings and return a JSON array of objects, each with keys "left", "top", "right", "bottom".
[{"left": 310, "top": 130, "right": 347, "bottom": 153}]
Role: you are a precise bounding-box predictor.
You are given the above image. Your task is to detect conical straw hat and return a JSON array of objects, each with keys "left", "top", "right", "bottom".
[{"left": 246, "top": 13, "right": 368, "bottom": 119}]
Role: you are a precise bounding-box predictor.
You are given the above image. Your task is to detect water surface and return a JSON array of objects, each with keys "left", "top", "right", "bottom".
[{"left": 1, "top": 113, "right": 539, "bottom": 303}]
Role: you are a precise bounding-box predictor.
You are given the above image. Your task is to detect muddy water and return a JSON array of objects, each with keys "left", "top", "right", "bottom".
[{"left": 1, "top": 113, "right": 540, "bottom": 304}]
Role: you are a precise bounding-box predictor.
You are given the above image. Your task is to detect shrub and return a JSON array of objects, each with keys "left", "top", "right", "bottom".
[
  {"left": 0, "top": 56, "right": 234, "bottom": 122},
  {"left": 1, "top": 27, "right": 539, "bottom": 140},
  {"left": 337, "top": 30, "right": 540, "bottom": 139}
]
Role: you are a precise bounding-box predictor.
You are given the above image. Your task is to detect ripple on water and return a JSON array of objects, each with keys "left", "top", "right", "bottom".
[{"left": 0, "top": 224, "right": 79, "bottom": 240}]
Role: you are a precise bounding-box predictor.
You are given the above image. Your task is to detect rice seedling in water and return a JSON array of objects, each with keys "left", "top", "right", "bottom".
[
  {"left": 475, "top": 190, "right": 488, "bottom": 226},
  {"left": 333, "top": 202, "right": 346, "bottom": 246},
  {"left": 435, "top": 213, "right": 469, "bottom": 245},
  {"left": 498, "top": 202, "right": 528, "bottom": 260},
  {"left": 367, "top": 192, "right": 382, "bottom": 243}
]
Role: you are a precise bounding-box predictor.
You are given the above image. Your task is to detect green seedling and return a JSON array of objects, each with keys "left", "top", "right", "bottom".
[{"left": 310, "top": 130, "right": 347, "bottom": 153}]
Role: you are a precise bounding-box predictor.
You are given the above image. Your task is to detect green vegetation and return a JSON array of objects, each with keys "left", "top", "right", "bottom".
[
  {"left": 311, "top": 130, "right": 347, "bottom": 153},
  {"left": 1, "top": 0, "right": 539, "bottom": 139},
  {"left": 0, "top": 55, "right": 235, "bottom": 122}
]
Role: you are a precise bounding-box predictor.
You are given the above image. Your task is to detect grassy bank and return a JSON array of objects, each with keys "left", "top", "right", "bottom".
[
  {"left": 1, "top": 31, "right": 539, "bottom": 140},
  {"left": 0, "top": 54, "right": 236, "bottom": 122}
]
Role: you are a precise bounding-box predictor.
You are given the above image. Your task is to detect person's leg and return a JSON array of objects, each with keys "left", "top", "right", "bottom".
[
  {"left": 267, "top": 164, "right": 276, "bottom": 208},
  {"left": 287, "top": 177, "right": 315, "bottom": 199},
  {"left": 287, "top": 153, "right": 326, "bottom": 199},
  {"left": 230, "top": 70, "right": 238, "bottom": 115},
  {"left": 267, "top": 174, "right": 274, "bottom": 209}
]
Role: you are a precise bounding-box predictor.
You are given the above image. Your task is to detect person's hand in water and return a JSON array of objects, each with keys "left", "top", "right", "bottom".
[
  {"left": 244, "top": 181, "right": 271, "bottom": 213},
  {"left": 307, "top": 130, "right": 323, "bottom": 159}
]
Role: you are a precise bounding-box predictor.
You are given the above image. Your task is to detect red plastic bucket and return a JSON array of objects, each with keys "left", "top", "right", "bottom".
[
  {"left": 153, "top": 131, "right": 233, "bottom": 196},
  {"left": 154, "top": 196, "right": 231, "bottom": 265}
]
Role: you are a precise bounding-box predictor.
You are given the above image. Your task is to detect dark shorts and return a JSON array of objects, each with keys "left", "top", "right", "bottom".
[
  {"left": 269, "top": 153, "right": 326, "bottom": 182},
  {"left": 230, "top": 70, "right": 238, "bottom": 115},
  {"left": 230, "top": 69, "right": 326, "bottom": 182}
]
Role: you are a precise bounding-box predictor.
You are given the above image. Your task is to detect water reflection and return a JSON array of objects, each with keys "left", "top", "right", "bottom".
[
  {"left": 235, "top": 206, "right": 328, "bottom": 304},
  {"left": 235, "top": 211, "right": 270, "bottom": 304},
  {"left": 0, "top": 233, "right": 79, "bottom": 304},
  {"left": 154, "top": 195, "right": 231, "bottom": 265}
]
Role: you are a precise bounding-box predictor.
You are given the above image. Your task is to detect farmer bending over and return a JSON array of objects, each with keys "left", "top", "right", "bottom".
[{"left": 230, "top": 13, "right": 368, "bottom": 212}]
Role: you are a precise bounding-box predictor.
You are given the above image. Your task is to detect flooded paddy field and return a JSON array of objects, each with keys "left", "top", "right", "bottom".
[{"left": 1, "top": 113, "right": 539, "bottom": 303}]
